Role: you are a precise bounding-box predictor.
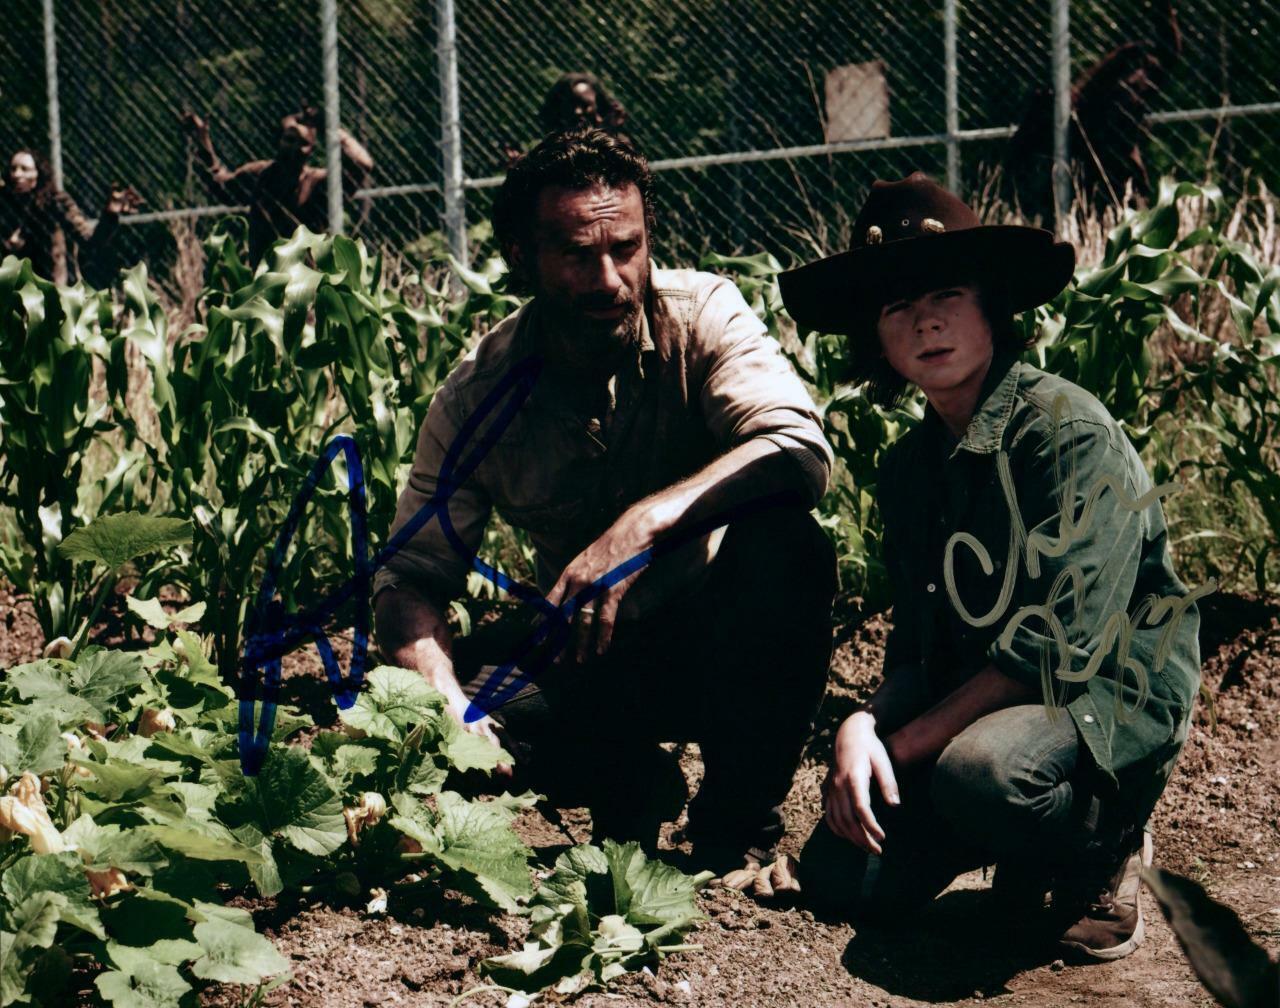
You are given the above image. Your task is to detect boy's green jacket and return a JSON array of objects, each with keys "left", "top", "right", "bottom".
[{"left": 878, "top": 353, "right": 1204, "bottom": 818}]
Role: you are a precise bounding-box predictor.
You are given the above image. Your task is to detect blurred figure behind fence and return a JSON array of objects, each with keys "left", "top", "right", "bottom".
[
  {"left": 0, "top": 148, "right": 142, "bottom": 286},
  {"left": 182, "top": 107, "right": 374, "bottom": 263}
]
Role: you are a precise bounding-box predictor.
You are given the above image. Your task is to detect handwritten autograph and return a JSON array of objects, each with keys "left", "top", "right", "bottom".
[
  {"left": 236, "top": 355, "right": 799, "bottom": 775},
  {"left": 942, "top": 393, "right": 1214, "bottom": 723}
]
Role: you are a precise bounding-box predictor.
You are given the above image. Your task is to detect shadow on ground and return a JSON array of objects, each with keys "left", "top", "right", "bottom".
[{"left": 840, "top": 889, "right": 1059, "bottom": 1002}]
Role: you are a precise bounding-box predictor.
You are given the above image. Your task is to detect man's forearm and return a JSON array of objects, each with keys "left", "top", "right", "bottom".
[
  {"left": 885, "top": 663, "right": 1037, "bottom": 768},
  {"left": 374, "top": 585, "right": 454, "bottom": 680},
  {"left": 635, "top": 438, "right": 811, "bottom": 545}
]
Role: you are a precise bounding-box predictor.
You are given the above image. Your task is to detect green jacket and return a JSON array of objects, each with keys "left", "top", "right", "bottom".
[{"left": 878, "top": 355, "right": 1204, "bottom": 811}]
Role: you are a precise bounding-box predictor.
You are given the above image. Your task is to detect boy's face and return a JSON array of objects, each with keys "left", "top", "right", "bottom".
[{"left": 875, "top": 284, "right": 994, "bottom": 402}]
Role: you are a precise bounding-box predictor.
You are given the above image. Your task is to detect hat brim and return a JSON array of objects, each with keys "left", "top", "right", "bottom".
[{"left": 778, "top": 226, "right": 1075, "bottom": 336}]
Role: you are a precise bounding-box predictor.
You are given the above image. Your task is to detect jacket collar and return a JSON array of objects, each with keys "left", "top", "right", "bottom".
[{"left": 921, "top": 352, "right": 1021, "bottom": 456}]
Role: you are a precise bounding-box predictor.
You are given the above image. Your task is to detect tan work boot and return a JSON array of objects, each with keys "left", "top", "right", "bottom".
[{"left": 1055, "top": 830, "right": 1154, "bottom": 962}]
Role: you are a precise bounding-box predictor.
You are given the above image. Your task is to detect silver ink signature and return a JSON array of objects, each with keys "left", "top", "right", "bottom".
[{"left": 943, "top": 393, "right": 1214, "bottom": 722}]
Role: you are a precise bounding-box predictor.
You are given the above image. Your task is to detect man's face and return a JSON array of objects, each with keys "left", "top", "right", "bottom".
[
  {"left": 570, "top": 82, "right": 602, "bottom": 126},
  {"left": 526, "top": 182, "right": 649, "bottom": 371},
  {"left": 9, "top": 153, "right": 38, "bottom": 194},
  {"left": 876, "top": 284, "right": 994, "bottom": 403}
]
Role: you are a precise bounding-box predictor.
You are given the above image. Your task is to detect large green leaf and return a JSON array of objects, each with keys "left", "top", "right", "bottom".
[
  {"left": 1, "top": 852, "right": 104, "bottom": 940},
  {"left": 602, "top": 840, "right": 708, "bottom": 928},
  {"left": 6, "top": 663, "right": 102, "bottom": 727},
  {"left": 96, "top": 943, "right": 192, "bottom": 1008},
  {"left": 57, "top": 513, "right": 191, "bottom": 571},
  {"left": 138, "top": 823, "right": 266, "bottom": 866},
  {"left": 0, "top": 895, "right": 63, "bottom": 1008},
  {"left": 189, "top": 917, "right": 289, "bottom": 985},
  {"left": 221, "top": 745, "right": 345, "bottom": 857},
  {"left": 439, "top": 715, "right": 511, "bottom": 772},
  {"left": 10, "top": 712, "right": 67, "bottom": 775},
  {"left": 7, "top": 651, "right": 146, "bottom": 726},
  {"left": 391, "top": 791, "right": 532, "bottom": 911},
  {"left": 72, "top": 649, "right": 149, "bottom": 714},
  {"left": 336, "top": 666, "right": 447, "bottom": 744},
  {"left": 62, "top": 815, "right": 168, "bottom": 876}
]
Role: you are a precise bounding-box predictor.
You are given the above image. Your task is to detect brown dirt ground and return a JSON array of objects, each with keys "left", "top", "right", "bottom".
[{"left": 2, "top": 588, "right": 1277, "bottom": 1008}]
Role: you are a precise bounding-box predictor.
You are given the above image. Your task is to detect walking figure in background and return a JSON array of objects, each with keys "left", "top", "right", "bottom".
[
  {"left": 0, "top": 148, "right": 142, "bottom": 286},
  {"left": 539, "top": 72, "right": 631, "bottom": 142},
  {"left": 182, "top": 106, "right": 374, "bottom": 263},
  {"left": 503, "top": 73, "right": 634, "bottom": 166},
  {"left": 1004, "top": 0, "right": 1182, "bottom": 219}
]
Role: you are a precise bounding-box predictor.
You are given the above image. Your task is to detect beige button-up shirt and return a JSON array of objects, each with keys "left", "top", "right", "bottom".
[{"left": 374, "top": 267, "right": 832, "bottom": 617}]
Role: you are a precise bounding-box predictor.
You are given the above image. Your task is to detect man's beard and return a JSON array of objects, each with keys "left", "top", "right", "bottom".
[{"left": 538, "top": 267, "right": 648, "bottom": 374}]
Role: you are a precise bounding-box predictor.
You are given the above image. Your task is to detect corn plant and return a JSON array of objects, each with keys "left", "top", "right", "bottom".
[{"left": 0, "top": 257, "right": 147, "bottom": 642}]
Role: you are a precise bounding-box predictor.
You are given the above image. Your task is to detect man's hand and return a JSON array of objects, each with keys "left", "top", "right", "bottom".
[
  {"left": 374, "top": 586, "right": 510, "bottom": 776},
  {"left": 104, "top": 184, "right": 143, "bottom": 216},
  {"left": 824, "top": 711, "right": 900, "bottom": 854},
  {"left": 546, "top": 504, "right": 658, "bottom": 664},
  {"left": 424, "top": 663, "right": 511, "bottom": 777}
]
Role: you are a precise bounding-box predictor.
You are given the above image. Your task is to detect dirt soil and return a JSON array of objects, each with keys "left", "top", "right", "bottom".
[{"left": 2, "top": 589, "right": 1277, "bottom": 1008}]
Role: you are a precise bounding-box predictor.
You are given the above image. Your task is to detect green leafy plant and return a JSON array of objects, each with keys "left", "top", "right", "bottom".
[
  {"left": 55, "top": 512, "right": 192, "bottom": 659},
  {"left": 479, "top": 839, "right": 712, "bottom": 996},
  {"left": 0, "top": 620, "right": 537, "bottom": 1006}
]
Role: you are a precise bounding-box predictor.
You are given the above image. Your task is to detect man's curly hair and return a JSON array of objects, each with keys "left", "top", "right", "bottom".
[{"left": 492, "top": 129, "right": 654, "bottom": 295}]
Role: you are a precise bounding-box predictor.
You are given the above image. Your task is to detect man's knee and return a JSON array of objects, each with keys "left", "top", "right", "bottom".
[{"left": 717, "top": 505, "right": 837, "bottom": 605}]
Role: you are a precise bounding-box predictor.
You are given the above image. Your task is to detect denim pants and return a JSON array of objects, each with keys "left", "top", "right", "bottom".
[
  {"left": 454, "top": 505, "right": 837, "bottom": 857},
  {"left": 800, "top": 702, "right": 1116, "bottom": 921}
]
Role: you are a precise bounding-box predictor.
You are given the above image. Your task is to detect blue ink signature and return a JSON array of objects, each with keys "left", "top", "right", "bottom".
[{"left": 237, "top": 355, "right": 801, "bottom": 774}]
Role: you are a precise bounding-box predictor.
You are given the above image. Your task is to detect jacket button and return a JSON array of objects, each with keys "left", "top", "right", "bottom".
[
  {"left": 926, "top": 583, "right": 936, "bottom": 593},
  {"left": 1083, "top": 714, "right": 1095, "bottom": 724}
]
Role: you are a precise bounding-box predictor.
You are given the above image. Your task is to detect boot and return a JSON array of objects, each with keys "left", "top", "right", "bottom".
[{"left": 1053, "top": 829, "right": 1154, "bottom": 962}]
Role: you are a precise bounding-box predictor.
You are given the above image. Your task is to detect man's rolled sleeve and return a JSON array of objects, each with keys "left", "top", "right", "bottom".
[
  {"left": 372, "top": 383, "right": 492, "bottom": 606},
  {"left": 692, "top": 278, "right": 833, "bottom": 503},
  {"left": 985, "top": 417, "right": 1145, "bottom": 695}
]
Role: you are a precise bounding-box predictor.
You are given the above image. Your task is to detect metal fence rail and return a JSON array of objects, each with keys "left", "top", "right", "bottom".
[{"left": 2, "top": 0, "right": 1277, "bottom": 287}]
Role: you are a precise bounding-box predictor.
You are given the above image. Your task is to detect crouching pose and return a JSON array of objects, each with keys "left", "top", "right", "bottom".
[
  {"left": 375, "top": 130, "right": 836, "bottom": 879},
  {"left": 777, "top": 173, "right": 1203, "bottom": 961}
]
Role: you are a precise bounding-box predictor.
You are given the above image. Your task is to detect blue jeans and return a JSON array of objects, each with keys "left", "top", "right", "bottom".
[{"left": 800, "top": 703, "right": 1110, "bottom": 922}]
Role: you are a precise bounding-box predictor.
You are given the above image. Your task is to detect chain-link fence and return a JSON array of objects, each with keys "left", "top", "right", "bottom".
[{"left": 2, "top": 0, "right": 1278, "bottom": 290}]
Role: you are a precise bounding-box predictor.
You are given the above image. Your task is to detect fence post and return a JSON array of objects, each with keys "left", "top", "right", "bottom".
[
  {"left": 437, "top": 0, "right": 468, "bottom": 267},
  {"left": 42, "top": 0, "right": 63, "bottom": 190},
  {"left": 944, "top": 0, "right": 959, "bottom": 191},
  {"left": 321, "top": 0, "right": 343, "bottom": 235},
  {"left": 1051, "top": 0, "right": 1072, "bottom": 229}
]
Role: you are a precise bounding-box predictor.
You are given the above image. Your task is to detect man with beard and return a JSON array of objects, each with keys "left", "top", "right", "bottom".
[
  {"left": 374, "top": 130, "right": 835, "bottom": 884},
  {"left": 182, "top": 106, "right": 373, "bottom": 263}
]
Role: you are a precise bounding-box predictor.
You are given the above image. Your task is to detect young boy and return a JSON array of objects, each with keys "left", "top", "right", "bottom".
[{"left": 777, "top": 172, "right": 1203, "bottom": 961}]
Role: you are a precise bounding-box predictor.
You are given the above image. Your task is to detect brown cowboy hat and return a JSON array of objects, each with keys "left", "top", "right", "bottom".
[{"left": 778, "top": 172, "right": 1075, "bottom": 335}]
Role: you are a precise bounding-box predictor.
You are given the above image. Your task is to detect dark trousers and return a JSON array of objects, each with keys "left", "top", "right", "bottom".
[
  {"left": 799, "top": 703, "right": 1159, "bottom": 922},
  {"left": 455, "top": 505, "right": 837, "bottom": 857}
]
